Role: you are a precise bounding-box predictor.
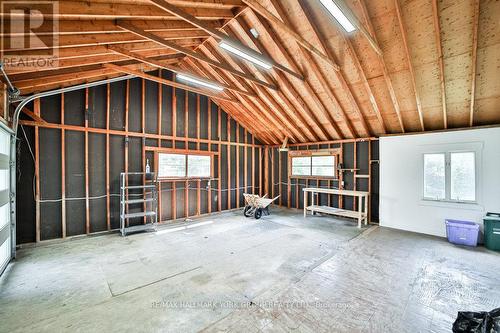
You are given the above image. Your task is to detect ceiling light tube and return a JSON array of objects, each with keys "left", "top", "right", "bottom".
[
  {"left": 219, "top": 40, "right": 272, "bottom": 70},
  {"left": 177, "top": 74, "right": 224, "bottom": 91},
  {"left": 319, "top": 0, "right": 356, "bottom": 33}
]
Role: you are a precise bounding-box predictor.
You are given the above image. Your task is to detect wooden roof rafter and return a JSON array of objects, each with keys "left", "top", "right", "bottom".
[
  {"left": 244, "top": 12, "right": 332, "bottom": 141},
  {"left": 148, "top": 0, "right": 304, "bottom": 80},
  {"left": 225, "top": 18, "right": 319, "bottom": 142},
  {"left": 296, "top": 0, "right": 386, "bottom": 135},
  {"left": 107, "top": 44, "right": 257, "bottom": 97},
  {"left": 182, "top": 52, "right": 283, "bottom": 144},
  {"left": 469, "top": 0, "right": 480, "bottom": 127},
  {"left": 214, "top": 25, "right": 308, "bottom": 142},
  {"left": 241, "top": 0, "right": 340, "bottom": 72},
  {"left": 431, "top": 0, "right": 448, "bottom": 129},
  {"left": 295, "top": 0, "right": 370, "bottom": 138},
  {"left": 331, "top": 0, "right": 382, "bottom": 56},
  {"left": 103, "top": 63, "right": 237, "bottom": 102},
  {"left": 0, "top": 19, "right": 224, "bottom": 36},
  {"left": 178, "top": 59, "right": 271, "bottom": 142},
  {"left": 116, "top": 20, "right": 278, "bottom": 90},
  {"left": 199, "top": 41, "right": 295, "bottom": 143},
  {"left": 260, "top": 0, "right": 344, "bottom": 139},
  {"left": 357, "top": 0, "right": 405, "bottom": 133},
  {"left": 1, "top": 1, "right": 236, "bottom": 20},
  {"left": 394, "top": 0, "right": 425, "bottom": 132}
]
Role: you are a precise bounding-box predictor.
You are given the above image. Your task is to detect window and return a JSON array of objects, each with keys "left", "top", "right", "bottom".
[
  {"left": 291, "top": 154, "right": 336, "bottom": 177},
  {"left": 187, "top": 155, "right": 211, "bottom": 178},
  {"left": 158, "top": 153, "right": 186, "bottom": 178},
  {"left": 450, "top": 152, "right": 475, "bottom": 201},
  {"left": 157, "top": 152, "right": 212, "bottom": 179},
  {"left": 423, "top": 151, "right": 476, "bottom": 202},
  {"left": 291, "top": 157, "right": 311, "bottom": 176},
  {"left": 423, "top": 153, "right": 445, "bottom": 200}
]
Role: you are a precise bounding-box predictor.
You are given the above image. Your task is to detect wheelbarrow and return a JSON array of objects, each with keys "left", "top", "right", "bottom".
[{"left": 243, "top": 193, "right": 280, "bottom": 219}]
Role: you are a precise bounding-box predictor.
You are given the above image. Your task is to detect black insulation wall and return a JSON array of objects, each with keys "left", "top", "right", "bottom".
[{"left": 16, "top": 70, "right": 262, "bottom": 243}]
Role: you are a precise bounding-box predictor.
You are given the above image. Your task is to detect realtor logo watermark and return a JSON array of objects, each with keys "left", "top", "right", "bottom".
[{"left": 1, "top": 1, "right": 59, "bottom": 69}]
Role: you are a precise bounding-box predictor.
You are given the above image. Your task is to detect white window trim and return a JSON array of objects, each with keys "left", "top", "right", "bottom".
[
  {"left": 157, "top": 151, "right": 213, "bottom": 179},
  {"left": 290, "top": 155, "right": 337, "bottom": 178},
  {"left": 418, "top": 142, "right": 483, "bottom": 210}
]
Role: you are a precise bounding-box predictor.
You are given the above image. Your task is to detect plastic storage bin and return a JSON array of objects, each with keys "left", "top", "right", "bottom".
[
  {"left": 445, "top": 219, "right": 479, "bottom": 247},
  {"left": 484, "top": 212, "right": 500, "bottom": 251}
]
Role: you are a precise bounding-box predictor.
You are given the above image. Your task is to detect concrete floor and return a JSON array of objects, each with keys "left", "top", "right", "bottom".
[{"left": 1, "top": 207, "right": 499, "bottom": 332}]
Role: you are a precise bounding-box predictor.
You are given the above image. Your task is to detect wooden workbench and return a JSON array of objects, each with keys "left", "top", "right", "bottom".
[{"left": 303, "top": 188, "right": 369, "bottom": 228}]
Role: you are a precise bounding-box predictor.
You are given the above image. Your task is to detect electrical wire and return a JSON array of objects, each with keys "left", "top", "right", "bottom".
[{"left": 20, "top": 125, "right": 338, "bottom": 204}]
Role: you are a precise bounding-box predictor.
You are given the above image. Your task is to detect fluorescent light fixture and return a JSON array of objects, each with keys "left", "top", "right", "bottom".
[
  {"left": 219, "top": 40, "right": 272, "bottom": 70},
  {"left": 319, "top": 0, "right": 356, "bottom": 33},
  {"left": 177, "top": 74, "right": 223, "bottom": 91}
]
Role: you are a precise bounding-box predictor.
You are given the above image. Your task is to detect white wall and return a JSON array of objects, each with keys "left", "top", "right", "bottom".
[{"left": 379, "top": 127, "right": 500, "bottom": 238}]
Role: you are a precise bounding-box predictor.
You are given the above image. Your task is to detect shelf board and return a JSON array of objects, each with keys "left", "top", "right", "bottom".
[
  {"left": 121, "top": 211, "right": 156, "bottom": 219},
  {"left": 306, "top": 205, "right": 365, "bottom": 219},
  {"left": 122, "top": 223, "right": 156, "bottom": 235},
  {"left": 124, "top": 198, "right": 155, "bottom": 205}
]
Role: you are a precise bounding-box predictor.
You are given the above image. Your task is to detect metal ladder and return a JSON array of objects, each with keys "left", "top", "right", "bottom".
[{"left": 120, "top": 172, "right": 158, "bottom": 236}]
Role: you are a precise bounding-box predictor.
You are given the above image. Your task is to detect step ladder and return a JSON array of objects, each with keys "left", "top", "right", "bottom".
[{"left": 120, "top": 172, "right": 158, "bottom": 236}]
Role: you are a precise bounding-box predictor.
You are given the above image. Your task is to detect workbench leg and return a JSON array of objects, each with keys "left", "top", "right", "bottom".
[
  {"left": 364, "top": 195, "right": 369, "bottom": 225},
  {"left": 312, "top": 193, "right": 315, "bottom": 215},
  {"left": 358, "top": 196, "right": 362, "bottom": 228},
  {"left": 303, "top": 191, "right": 307, "bottom": 218}
]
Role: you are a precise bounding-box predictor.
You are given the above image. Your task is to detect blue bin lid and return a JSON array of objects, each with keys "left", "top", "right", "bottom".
[{"left": 445, "top": 219, "right": 479, "bottom": 229}]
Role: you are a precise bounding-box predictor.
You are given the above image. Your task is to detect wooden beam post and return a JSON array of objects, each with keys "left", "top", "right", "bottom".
[
  {"left": 61, "top": 93, "right": 66, "bottom": 238},
  {"left": 84, "top": 87, "right": 90, "bottom": 234},
  {"left": 106, "top": 83, "right": 111, "bottom": 230},
  {"left": 34, "top": 98, "right": 40, "bottom": 242}
]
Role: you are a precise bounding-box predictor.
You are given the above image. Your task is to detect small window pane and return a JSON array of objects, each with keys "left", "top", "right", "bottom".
[
  {"left": 292, "top": 157, "right": 311, "bottom": 176},
  {"left": 158, "top": 153, "right": 186, "bottom": 178},
  {"left": 187, "top": 155, "right": 211, "bottom": 177},
  {"left": 311, "top": 156, "right": 335, "bottom": 177},
  {"left": 451, "top": 152, "right": 475, "bottom": 201},
  {"left": 424, "top": 153, "right": 445, "bottom": 200}
]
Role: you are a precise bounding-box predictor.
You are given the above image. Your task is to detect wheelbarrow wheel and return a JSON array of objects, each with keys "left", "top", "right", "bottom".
[
  {"left": 254, "top": 208, "right": 262, "bottom": 220},
  {"left": 243, "top": 206, "right": 252, "bottom": 217}
]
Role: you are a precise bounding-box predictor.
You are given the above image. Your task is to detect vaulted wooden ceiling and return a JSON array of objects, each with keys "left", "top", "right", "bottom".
[{"left": 2, "top": 0, "right": 499, "bottom": 144}]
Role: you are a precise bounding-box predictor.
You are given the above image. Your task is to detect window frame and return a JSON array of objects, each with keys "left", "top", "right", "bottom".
[
  {"left": 154, "top": 149, "right": 215, "bottom": 180},
  {"left": 289, "top": 149, "right": 340, "bottom": 179},
  {"left": 422, "top": 150, "right": 478, "bottom": 204}
]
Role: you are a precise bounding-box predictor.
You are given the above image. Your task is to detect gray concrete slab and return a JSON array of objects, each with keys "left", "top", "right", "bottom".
[{"left": 0, "top": 207, "right": 499, "bottom": 332}]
